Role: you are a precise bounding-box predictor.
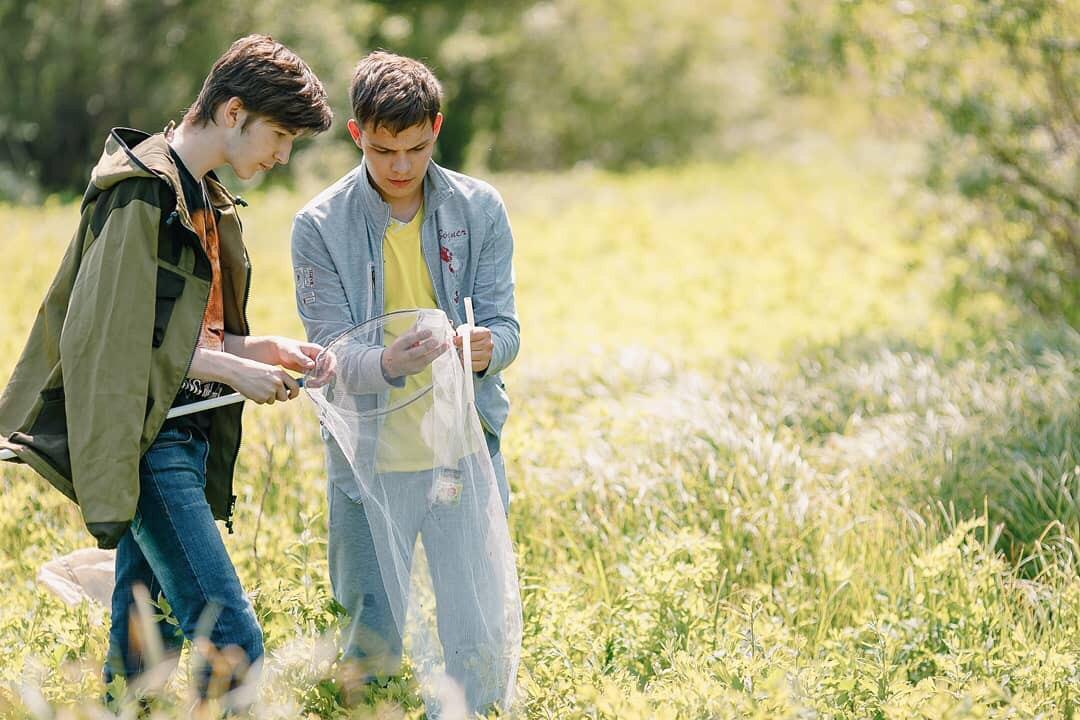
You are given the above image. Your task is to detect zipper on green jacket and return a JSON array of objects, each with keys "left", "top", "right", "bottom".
[{"left": 225, "top": 199, "right": 253, "bottom": 534}]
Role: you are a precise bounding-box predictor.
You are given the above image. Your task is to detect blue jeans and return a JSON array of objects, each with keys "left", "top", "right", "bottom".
[{"left": 104, "top": 426, "right": 263, "bottom": 699}]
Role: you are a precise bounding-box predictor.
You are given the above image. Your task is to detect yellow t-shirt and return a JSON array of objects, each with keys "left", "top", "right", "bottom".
[{"left": 377, "top": 203, "right": 438, "bottom": 472}]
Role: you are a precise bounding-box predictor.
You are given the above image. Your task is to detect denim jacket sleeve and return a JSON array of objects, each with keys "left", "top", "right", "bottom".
[
  {"left": 291, "top": 212, "right": 396, "bottom": 394},
  {"left": 474, "top": 198, "right": 520, "bottom": 378}
]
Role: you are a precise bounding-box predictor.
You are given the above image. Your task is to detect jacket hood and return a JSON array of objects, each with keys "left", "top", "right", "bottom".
[
  {"left": 84, "top": 126, "right": 236, "bottom": 235},
  {"left": 85, "top": 128, "right": 177, "bottom": 204}
]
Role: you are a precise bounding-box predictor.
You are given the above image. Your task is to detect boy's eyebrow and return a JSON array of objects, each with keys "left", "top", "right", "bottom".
[
  {"left": 269, "top": 122, "right": 301, "bottom": 138},
  {"left": 369, "top": 138, "right": 431, "bottom": 151}
]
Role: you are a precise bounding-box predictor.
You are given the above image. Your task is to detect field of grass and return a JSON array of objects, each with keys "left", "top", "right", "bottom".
[{"left": 0, "top": 144, "right": 1078, "bottom": 718}]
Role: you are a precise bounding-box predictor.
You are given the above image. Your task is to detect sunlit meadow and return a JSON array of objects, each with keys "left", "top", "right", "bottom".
[{"left": 1, "top": 138, "right": 1078, "bottom": 718}]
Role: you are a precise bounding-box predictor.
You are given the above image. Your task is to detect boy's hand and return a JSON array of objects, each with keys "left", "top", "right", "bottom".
[
  {"left": 382, "top": 328, "right": 448, "bottom": 379},
  {"left": 453, "top": 327, "right": 493, "bottom": 372},
  {"left": 304, "top": 348, "right": 337, "bottom": 389},
  {"left": 226, "top": 357, "right": 301, "bottom": 404},
  {"left": 270, "top": 337, "right": 322, "bottom": 374}
]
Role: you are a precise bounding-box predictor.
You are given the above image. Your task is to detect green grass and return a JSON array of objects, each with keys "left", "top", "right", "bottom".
[{"left": 0, "top": 146, "right": 1078, "bottom": 718}]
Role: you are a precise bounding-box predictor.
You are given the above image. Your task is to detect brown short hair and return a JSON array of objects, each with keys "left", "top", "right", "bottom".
[
  {"left": 184, "top": 35, "right": 333, "bottom": 134},
  {"left": 349, "top": 51, "right": 442, "bottom": 134}
]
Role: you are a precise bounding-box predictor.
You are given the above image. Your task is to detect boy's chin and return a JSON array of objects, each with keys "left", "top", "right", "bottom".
[
  {"left": 378, "top": 179, "right": 413, "bottom": 196},
  {"left": 229, "top": 159, "right": 267, "bottom": 181}
]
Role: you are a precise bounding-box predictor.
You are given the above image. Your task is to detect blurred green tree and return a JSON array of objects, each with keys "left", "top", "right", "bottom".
[
  {"left": 479, "top": 0, "right": 732, "bottom": 170},
  {"left": 781, "top": 0, "right": 1078, "bottom": 325},
  {"left": 1, "top": 1, "right": 753, "bottom": 197},
  {"left": 0, "top": 0, "right": 254, "bottom": 198}
]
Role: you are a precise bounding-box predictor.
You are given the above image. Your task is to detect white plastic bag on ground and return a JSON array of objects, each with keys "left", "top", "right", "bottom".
[{"left": 37, "top": 547, "right": 116, "bottom": 606}]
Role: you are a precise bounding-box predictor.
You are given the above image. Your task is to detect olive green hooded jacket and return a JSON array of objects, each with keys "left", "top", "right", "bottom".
[{"left": 0, "top": 128, "right": 252, "bottom": 549}]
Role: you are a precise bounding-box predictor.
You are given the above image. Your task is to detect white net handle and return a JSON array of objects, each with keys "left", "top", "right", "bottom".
[
  {"left": 456, "top": 296, "right": 476, "bottom": 407},
  {"left": 1, "top": 397, "right": 245, "bottom": 461},
  {"left": 0, "top": 380, "right": 305, "bottom": 462}
]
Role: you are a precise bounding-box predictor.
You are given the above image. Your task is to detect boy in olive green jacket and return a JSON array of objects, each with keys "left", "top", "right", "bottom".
[{"left": 0, "top": 35, "right": 331, "bottom": 706}]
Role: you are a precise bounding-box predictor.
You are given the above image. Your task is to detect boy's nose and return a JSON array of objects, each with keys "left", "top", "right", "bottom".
[{"left": 276, "top": 140, "right": 294, "bottom": 165}]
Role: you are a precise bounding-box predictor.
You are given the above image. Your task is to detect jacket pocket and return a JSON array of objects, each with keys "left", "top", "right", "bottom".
[{"left": 153, "top": 266, "right": 186, "bottom": 348}]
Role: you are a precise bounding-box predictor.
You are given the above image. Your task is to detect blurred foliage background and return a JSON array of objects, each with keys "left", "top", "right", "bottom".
[
  {"left": 0, "top": 2, "right": 1078, "bottom": 716},
  {"left": 0, "top": 0, "right": 753, "bottom": 191},
  {"left": 781, "top": 0, "right": 1078, "bottom": 328},
  {"left": 0, "top": 0, "right": 1074, "bottom": 327}
]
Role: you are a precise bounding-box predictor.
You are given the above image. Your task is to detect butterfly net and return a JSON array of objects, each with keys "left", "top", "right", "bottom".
[{"left": 304, "top": 308, "right": 521, "bottom": 717}]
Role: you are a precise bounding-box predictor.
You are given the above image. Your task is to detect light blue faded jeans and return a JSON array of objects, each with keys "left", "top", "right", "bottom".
[{"left": 327, "top": 438, "right": 509, "bottom": 699}]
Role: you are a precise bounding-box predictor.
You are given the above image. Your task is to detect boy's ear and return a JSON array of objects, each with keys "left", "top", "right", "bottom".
[
  {"left": 346, "top": 118, "right": 363, "bottom": 148},
  {"left": 220, "top": 97, "right": 245, "bottom": 129},
  {"left": 432, "top": 113, "right": 443, "bottom": 138}
]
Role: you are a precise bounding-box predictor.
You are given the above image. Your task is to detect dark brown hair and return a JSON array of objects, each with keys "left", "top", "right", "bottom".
[
  {"left": 349, "top": 51, "right": 442, "bottom": 134},
  {"left": 184, "top": 35, "right": 333, "bottom": 134}
]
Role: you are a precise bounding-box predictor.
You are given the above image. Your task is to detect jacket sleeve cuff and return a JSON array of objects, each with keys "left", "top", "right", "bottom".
[
  {"left": 88, "top": 521, "right": 130, "bottom": 550},
  {"left": 376, "top": 349, "right": 406, "bottom": 388},
  {"left": 478, "top": 330, "right": 510, "bottom": 378},
  {"left": 344, "top": 347, "right": 404, "bottom": 392}
]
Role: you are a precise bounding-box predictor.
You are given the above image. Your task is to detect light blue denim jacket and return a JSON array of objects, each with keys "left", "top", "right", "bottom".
[{"left": 291, "top": 159, "right": 519, "bottom": 499}]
